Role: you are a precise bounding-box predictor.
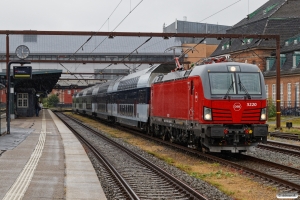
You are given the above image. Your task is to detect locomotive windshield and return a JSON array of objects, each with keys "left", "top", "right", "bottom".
[{"left": 209, "top": 72, "right": 261, "bottom": 95}]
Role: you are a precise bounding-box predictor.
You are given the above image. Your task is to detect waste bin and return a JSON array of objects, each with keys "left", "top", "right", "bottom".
[{"left": 286, "top": 122, "right": 292, "bottom": 129}]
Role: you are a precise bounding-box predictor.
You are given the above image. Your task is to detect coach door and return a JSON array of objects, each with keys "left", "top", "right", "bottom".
[{"left": 188, "top": 80, "right": 194, "bottom": 122}]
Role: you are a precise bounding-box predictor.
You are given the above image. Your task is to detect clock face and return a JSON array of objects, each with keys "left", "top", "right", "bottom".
[{"left": 15, "top": 45, "right": 30, "bottom": 59}]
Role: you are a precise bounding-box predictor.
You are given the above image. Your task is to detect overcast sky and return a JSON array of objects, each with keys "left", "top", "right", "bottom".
[{"left": 1, "top": 0, "right": 269, "bottom": 32}]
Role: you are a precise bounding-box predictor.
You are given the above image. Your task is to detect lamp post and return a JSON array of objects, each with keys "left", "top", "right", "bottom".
[{"left": 6, "top": 61, "right": 31, "bottom": 134}]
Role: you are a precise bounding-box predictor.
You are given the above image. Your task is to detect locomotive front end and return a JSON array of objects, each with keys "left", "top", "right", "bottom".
[{"left": 197, "top": 63, "right": 268, "bottom": 153}]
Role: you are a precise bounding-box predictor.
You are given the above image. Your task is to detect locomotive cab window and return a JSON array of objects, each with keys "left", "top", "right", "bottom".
[
  {"left": 237, "top": 73, "right": 261, "bottom": 94},
  {"left": 209, "top": 72, "right": 261, "bottom": 95},
  {"left": 209, "top": 73, "right": 236, "bottom": 95}
]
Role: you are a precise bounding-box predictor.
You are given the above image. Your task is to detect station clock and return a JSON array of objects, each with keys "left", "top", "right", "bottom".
[{"left": 15, "top": 45, "right": 30, "bottom": 59}]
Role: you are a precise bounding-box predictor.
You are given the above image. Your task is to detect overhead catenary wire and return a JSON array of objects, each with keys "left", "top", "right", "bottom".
[
  {"left": 73, "top": 0, "right": 144, "bottom": 74},
  {"left": 100, "top": 37, "right": 152, "bottom": 73},
  {"left": 63, "top": 0, "right": 276, "bottom": 84},
  {"left": 199, "top": 0, "right": 242, "bottom": 23},
  {"left": 59, "top": 63, "right": 84, "bottom": 84},
  {"left": 60, "top": 0, "right": 124, "bottom": 84},
  {"left": 65, "top": 0, "right": 144, "bottom": 83},
  {"left": 72, "top": 0, "right": 123, "bottom": 57}
]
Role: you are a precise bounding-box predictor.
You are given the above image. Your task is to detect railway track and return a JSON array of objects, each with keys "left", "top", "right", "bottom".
[
  {"left": 258, "top": 140, "right": 300, "bottom": 157},
  {"left": 219, "top": 153, "right": 300, "bottom": 191},
  {"left": 56, "top": 112, "right": 208, "bottom": 200},
  {"left": 90, "top": 117, "right": 300, "bottom": 192},
  {"left": 269, "top": 132, "right": 300, "bottom": 141}
]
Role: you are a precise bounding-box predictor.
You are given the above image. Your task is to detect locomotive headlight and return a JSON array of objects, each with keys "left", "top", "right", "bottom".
[
  {"left": 230, "top": 66, "right": 236, "bottom": 71},
  {"left": 260, "top": 108, "right": 267, "bottom": 120},
  {"left": 204, "top": 107, "right": 212, "bottom": 120}
]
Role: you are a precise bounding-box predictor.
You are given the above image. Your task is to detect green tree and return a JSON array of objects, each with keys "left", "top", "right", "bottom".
[
  {"left": 47, "top": 94, "right": 59, "bottom": 107},
  {"left": 267, "top": 99, "right": 276, "bottom": 118}
]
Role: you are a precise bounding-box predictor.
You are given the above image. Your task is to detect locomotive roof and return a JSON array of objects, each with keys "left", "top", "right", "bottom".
[
  {"left": 190, "top": 62, "right": 261, "bottom": 75},
  {"left": 153, "top": 62, "right": 262, "bottom": 83}
]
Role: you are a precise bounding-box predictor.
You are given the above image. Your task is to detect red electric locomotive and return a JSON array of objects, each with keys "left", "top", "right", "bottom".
[{"left": 150, "top": 58, "right": 268, "bottom": 153}]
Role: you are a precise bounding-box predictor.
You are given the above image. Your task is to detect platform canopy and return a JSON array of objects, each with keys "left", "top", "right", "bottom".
[{"left": 0, "top": 69, "right": 62, "bottom": 97}]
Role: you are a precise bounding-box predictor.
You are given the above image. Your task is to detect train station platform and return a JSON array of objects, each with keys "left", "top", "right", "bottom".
[{"left": 0, "top": 109, "right": 106, "bottom": 200}]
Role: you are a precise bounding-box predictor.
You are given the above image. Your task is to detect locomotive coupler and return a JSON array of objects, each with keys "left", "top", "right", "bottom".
[{"left": 233, "top": 131, "right": 239, "bottom": 143}]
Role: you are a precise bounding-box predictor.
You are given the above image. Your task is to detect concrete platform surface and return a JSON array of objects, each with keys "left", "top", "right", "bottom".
[{"left": 0, "top": 109, "right": 106, "bottom": 200}]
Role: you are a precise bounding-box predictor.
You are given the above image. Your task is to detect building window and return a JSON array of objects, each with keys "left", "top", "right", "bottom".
[
  {"left": 68, "top": 90, "right": 71, "bottom": 94},
  {"left": 272, "top": 84, "right": 276, "bottom": 105},
  {"left": 23, "top": 35, "right": 37, "bottom": 43},
  {"left": 247, "top": 38, "right": 252, "bottom": 44},
  {"left": 285, "top": 41, "right": 289, "bottom": 46},
  {"left": 293, "top": 51, "right": 300, "bottom": 68},
  {"left": 280, "top": 54, "right": 286, "bottom": 68},
  {"left": 266, "top": 57, "right": 275, "bottom": 71},
  {"left": 265, "top": 85, "right": 268, "bottom": 99},
  {"left": 287, "top": 83, "right": 291, "bottom": 107},
  {"left": 294, "top": 39, "right": 298, "bottom": 45},
  {"left": 17, "top": 93, "right": 28, "bottom": 108}
]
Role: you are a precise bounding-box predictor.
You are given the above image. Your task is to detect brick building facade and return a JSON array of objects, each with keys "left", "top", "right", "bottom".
[
  {"left": 51, "top": 88, "right": 82, "bottom": 104},
  {"left": 211, "top": 0, "right": 300, "bottom": 112}
]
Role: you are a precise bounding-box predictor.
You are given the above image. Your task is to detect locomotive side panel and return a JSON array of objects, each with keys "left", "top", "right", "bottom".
[{"left": 152, "top": 79, "right": 190, "bottom": 120}]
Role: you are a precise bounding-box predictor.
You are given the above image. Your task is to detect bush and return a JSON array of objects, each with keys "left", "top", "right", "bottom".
[
  {"left": 267, "top": 99, "right": 276, "bottom": 118},
  {"left": 47, "top": 94, "right": 59, "bottom": 107}
]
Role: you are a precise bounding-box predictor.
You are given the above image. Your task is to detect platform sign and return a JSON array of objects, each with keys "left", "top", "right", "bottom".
[{"left": 13, "top": 66, "right": 32, "bottom": 79}]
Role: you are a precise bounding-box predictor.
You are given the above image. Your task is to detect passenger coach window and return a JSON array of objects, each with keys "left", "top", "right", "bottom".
[{"left": 139, "top": 90, "right": 146, "bottom": 103}]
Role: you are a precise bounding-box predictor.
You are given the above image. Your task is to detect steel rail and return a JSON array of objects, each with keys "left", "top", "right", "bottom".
[
  {"left": 258, "top": 141, "right": 300, "bottom": 157},
  {"left": 269, "top": 132, "right": 300, "bottom": 141},
  {"left": 63, "top": 113, "right": 208, "bottom": 200},
  {"left": 55, "top": 113, "right": 140, "bottom": 200},
  {"left": 66, "top": 112, "right": 300, "bottom": 192},
  {"left": 105, "top": 124, "right": 300, "bottom": 191},
  {"left": 267, "top": 140, "right": 300, "bottom": 150}
]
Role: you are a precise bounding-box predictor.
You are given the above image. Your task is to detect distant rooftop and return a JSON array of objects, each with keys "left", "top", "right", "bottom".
[{"left": 163, "top": 20, "right": 231, "bottom": 45}]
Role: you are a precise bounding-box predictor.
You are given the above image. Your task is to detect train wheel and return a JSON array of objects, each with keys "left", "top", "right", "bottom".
[
  {"left": 154, "top": 124, "right": 160, "bottom": 137},
  {"left": 161, "top": 126, "right": 170, "bottom": 141},
  {"left": 197, "top": 138, "right": 206, "bottom": 153},
  {"left": 146, "top": 125, "right": 151, "bottom": 136}
]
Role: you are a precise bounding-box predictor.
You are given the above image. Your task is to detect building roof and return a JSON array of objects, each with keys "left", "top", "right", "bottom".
[
  {"left": 163, "top": 20, "right": 231, "bottom": 45},
  {"left": 0, "top": 69, "right": 62, "bottom": 96},
  {"left": 211, "top": 0, "right": 300, "bottom": 56},
  {"left": 0, "top": 35, "right": 181, "bottom": 55}
]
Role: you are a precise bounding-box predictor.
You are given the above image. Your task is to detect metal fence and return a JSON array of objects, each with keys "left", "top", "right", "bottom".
[{"left": 269, "top": 101, "right": 300, "bottom": 116}]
